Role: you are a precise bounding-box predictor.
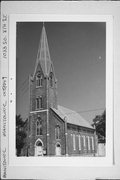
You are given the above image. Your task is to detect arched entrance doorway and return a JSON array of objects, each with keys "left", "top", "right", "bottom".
[
  {"left": 35, "top": 139, "right": 43, "bottom": 156},
  {"left": 55, "top": 142, "right": 61, "bottom": 156}
]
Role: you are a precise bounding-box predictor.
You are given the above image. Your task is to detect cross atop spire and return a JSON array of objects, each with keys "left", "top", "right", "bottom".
[{"left": 33, "top": 23, "right": 52, "bottom": 77}]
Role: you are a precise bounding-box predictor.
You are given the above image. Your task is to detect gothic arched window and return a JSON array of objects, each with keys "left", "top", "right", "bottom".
[
  {"left": 55, "top": 125, "right": 60, "bottom": 139},
  {"left": 73, "top": 134, "right": 76, "bottom": 150},
  {"left": 82, "top": 135, "right": 86, "bottom": 148},
  {"left": 36, "top": 96, "right": 42, "bottom": 109},
  {"left": 87, "top": 136, "right": 90, "bottom": 151},
  {"left": 36, "top": 119, "right": 42, "bottom": 135},
  {"left": 36, "top": 72, "right": 43, "bottom": 87},
  {"left": 91, "top": 136, "right": 94, "bottom": 150},
  {"left": 50, "top": 72, "right": 53, "bottom": 87},
  {"left": 78, "top": 135, "right": 81, "bottom": 150}
]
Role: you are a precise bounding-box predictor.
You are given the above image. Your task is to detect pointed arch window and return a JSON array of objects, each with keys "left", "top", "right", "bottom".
[
  {"left": 36, "top": 72, "right": 43, "bottom": 87},
  {"left": 82, "top": 135, "right": 86, "bottom": 148},
  {"left": 55, "top": 125, "right": 60, "bottom": 140},
  {"left": 91, "top": 136, "right": 94, "bottom": 150},
  {"left": 78, "top": 135, "right": 81, "bottom": 150},
  {"left": 36, "top": 96, "right": 43, "bottom": 109},
  {"left": 73, "top": 134, "right": 76, "bottom": 151},
  {"left": 36, "top": 119, "right": 42, "bottom": 136},
  {"left": 87, "top": 136, "right": 90, "bottom": 151},
  {"left": 50, "top": 72, "right": 53, "bottom": 87}
]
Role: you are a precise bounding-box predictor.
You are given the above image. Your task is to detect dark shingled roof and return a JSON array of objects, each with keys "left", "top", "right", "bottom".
[{"left": 52, "top": 105, "right": 94, "bottom": 129}]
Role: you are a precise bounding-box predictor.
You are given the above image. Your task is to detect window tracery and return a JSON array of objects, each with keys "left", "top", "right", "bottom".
[
  {"left": 36, "top": 96, "right": 42, "bottom": 109},
  {"left": 55, "top": 125, "right": 60, "bottom": 139},
  {"left": 36, "top": 71, "right": 43, "bottom": 87},
  {"left": 50, "top": 72, "right": 53, "bottom": 87},
  {"left": 36, "top": 119, "right": 42, "bottom": 136}
]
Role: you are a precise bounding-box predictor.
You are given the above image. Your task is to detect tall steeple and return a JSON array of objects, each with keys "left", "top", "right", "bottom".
[{"left": 33, "top": 23, "right": 52, "bottom": 77}]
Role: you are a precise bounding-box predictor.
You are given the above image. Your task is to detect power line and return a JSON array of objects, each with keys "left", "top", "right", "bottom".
[
  {"left": 17, "top": 85, "right": 28, "bottom": 94},
  {"left": 17, "top": 86, "right": 29, "bottom": 97},
  {"left": 17, "top": 77, "right": 29, "bottom": 92},
  {"left": 17, "top": 78, "right": 29, "bottom": 95},
  {"left": 22, "top": 87, "right": 29, "bottom": 95},
  {"left": 63, "top": 108, "right": 105, "bottom": 116},
  {"left": 77, "top": 108, "right": 105, "bottom": 114},
  {"left": 16, "top": 77, "right": 105, "bottom": 115}
]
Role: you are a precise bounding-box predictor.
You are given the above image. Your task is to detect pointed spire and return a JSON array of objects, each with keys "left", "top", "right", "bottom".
[{"left": 33, "top": 23, "right": 52, "bottom": 77}]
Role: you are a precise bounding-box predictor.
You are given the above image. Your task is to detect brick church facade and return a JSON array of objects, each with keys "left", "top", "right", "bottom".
[{"left": 23, "top": 24, "right": 97, "bottom": 156}]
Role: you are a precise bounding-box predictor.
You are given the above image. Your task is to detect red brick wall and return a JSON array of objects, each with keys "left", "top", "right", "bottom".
[
  {"left": 30, "top": 64, "right": 48, "bottom": 112},
  {"left": 49, "top": 110, "right": 65, "bottom": 156},
  {"left": 28, "top": 62, "right": 58, "bottom": 156},
  {"left": 67, "top": 124, "right": 96, "bottom": 156},
  {"left": 28, "top": 111, "right": 47, "bottom": 156},
  {"left": 27, "top": 63, "right": 97, "bottom": 156}
]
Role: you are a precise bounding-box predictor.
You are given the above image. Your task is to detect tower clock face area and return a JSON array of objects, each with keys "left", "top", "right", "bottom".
[{"left": 16, "top": 22, "right": 106, "bottom": 157}]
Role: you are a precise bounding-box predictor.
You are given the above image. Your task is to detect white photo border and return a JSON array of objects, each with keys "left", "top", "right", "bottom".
[{"left": 8, "top": 14, "right": 113, "bottom": 167}]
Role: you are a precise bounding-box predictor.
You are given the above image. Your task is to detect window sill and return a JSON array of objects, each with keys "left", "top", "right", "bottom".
[
  {"left": 36, "top": 108, "right": 44, "bottom": 111},
  {"left": 36, "top": 86, "right": 43, "bottom": 88}
]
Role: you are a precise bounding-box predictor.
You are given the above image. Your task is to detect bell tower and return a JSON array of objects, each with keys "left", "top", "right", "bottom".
[
  {"left": 28, "top": 24, "right": 57, "bottom": 156},
  {"left": 30, "top": 23, "right": 57, "bottom": 111}
]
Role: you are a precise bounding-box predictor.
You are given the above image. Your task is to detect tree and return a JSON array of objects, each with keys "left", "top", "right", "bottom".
[
  {"left": 16, "top": 115, "right": 27, "bottom": 156},
  {"left": 92, "top": 110, "right": 106, "bottom": 143}
]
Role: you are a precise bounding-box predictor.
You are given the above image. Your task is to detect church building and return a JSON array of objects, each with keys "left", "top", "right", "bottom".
[{"left": 24, "top": 24, "right": 97, "bottom": 156}]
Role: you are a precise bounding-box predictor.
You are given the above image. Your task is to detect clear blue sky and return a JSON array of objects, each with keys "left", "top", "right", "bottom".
[{"left": 16, "top": 22, "right": 106, "bottom": 124}]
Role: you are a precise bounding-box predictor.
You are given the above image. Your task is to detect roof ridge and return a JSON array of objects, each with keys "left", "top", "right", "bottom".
[{"left": 58, "top": 105, "right": 94, "bottom": 129}]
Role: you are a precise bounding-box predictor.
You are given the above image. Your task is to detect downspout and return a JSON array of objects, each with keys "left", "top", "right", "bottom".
[
  {"left": 44, "top": 27, "right": 49, "bottom": 155},
  {"left": 28, "top": 75, "right": 30, "bottom": 156},
  {"left": 93, "top": 124, "right": 97, "bottom": 156},
  {"left": 64, "top": 117, "right": 68, "bottom": 156},
  {"left": 46, "top": 76, "right": 49, "bottom": 155}
]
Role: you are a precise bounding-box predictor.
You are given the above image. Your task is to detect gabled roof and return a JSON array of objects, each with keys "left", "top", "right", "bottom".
[
  {"left": 52, "top": 105, "right": 94, "bottom": 129},
  {"left": 33, "top": 25, "right": 52, "bottom": 77}
]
